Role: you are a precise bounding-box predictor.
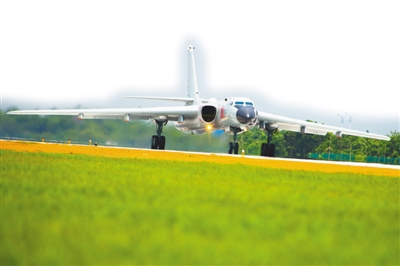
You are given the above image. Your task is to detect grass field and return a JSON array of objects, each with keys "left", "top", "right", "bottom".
[{"left": 1, "top": 144, "right": 399, "bottom": 265}]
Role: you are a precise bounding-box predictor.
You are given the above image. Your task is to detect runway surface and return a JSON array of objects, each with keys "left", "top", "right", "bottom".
[{"left": 1, "top": 140, "right": 399, "bottom": 177}]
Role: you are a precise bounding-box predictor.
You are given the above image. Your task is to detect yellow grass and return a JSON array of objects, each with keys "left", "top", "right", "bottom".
[{"left": 1, "top": 140, "right": 398, "bottom": 177}]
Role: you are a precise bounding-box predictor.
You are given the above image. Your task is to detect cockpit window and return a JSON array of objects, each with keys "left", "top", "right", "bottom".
[
  {"left": 234, "top": 101, "right": 244, "bottom": 107},
  {"left": 234, "top": 101, "right": 254, "bottom": 108}
]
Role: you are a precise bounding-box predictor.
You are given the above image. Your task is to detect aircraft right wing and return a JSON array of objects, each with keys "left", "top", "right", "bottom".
[
  {"left": 257, "top": 111, "right": 390, "bottom": 141},
  {"left": 7, "top": 105, "right": 199, "bottom": 122}
]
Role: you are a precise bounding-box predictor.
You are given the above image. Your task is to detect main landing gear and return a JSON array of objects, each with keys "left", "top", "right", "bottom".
[
  {"left": 228, "top": 127, "right": 240, "bottom": 155},
  {"left": 151, "top": 120, "right": 167, "bottom": 150},
  {"left": 227, "top": 124, "right": 277, "bottom": 157},
  {"left": 260, "top": 123, "right": 277, "bottom": 157}
]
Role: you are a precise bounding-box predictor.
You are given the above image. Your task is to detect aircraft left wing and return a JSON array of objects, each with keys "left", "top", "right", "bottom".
[
  {"left": 258, "top": 111, "right": 390, "bottom": 141},
  {"left": 123, "top": 96, "right": 209, "bottom": 103},
  {"left": 7, "top": 105, "right": 199, "bottom": 122}
]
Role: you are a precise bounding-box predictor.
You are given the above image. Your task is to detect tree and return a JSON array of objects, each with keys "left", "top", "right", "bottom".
[
  {"left": 237, "top": 127, "right": 266, "bottom": 155},
  {"left": 387, "top": 131, "right": 400, "bottom": 158}
]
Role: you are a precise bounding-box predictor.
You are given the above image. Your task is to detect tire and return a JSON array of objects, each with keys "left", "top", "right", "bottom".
[
  {"left": 228, "top": 142, "right": 234, "bottom": 154},
  {"left": 261, "top": 143, "right": 267, "bottom": 156},
  {"left": 159, "top": 136, "right": 166, "bottom": 150},
  {"left": 234, "top": 142, "right": 239, "bottom": 155},
  {"left": 268, "top": 144, "right": 276, "bottom": 157},
  {"left": 151, "top": 135, "right": 159, "bottom": 149},
  {"left": 261, "top": 143, "right": 275, "bottom": 157}
]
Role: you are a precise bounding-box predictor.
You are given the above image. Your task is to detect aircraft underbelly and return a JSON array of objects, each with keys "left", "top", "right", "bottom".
[{"left": 173, "top": 115, "right": 242, "bottom": 133}]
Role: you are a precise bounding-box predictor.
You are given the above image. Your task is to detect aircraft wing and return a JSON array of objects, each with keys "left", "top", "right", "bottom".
[
  {"left": 258, "top": 111, "right": 390, "bottom": 141},
  {"left": 123, "top": 96, "right": 209, "bottom": 103},
  {"left": 7, "top": 105, "right": 199, "bottom": 121}
]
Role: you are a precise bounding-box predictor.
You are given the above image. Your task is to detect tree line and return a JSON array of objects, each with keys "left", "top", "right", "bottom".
[
  {"left": 1, "top": 108, "right": 228, "bottom": 153},
  {"left": 236, "top": 126, "right": 399, "bottom": 160},
  {"left": 2, "top": 108, "right": 398, "bottom": 162}
]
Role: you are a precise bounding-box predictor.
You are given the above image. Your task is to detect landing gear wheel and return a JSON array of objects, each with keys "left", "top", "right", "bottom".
[
  {"left": 151, "top": 135, "right": 159, "bottom": 149},
  {"left": 260, "top": 124, "right": 277, "bottom": 157},
  {"left": 234, "top": 142, "right": 239, "bottom": 155},
  {"left": 261, "top": 143, "right": 266, "bottom": 156},
  {"left": 151, "top": 135, "right": 166, "bottom": 150},
  {"left": 261, "top": 143, "right": 275, "bottom": 157},
  {"left": 228, "top": 142, "right": 239, "bottom": 154},
  {"left": 228, "top": 142, "right": 234, "bottom": 154},
  {"left": 228, "top": 127, "right": 240, "bottom": 155},
  {"left": 159, "top": 136, "right": 166, "bottom": 150},
  {"left": 151, "top": 120, "right": 167, "bottom": 150}
]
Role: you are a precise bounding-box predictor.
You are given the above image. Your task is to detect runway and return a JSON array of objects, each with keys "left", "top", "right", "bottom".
[{"left": 1, "top": 139, "right": 399, "bottom": 177}]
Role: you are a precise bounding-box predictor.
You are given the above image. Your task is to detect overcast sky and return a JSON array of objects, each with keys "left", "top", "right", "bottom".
[{"left": 1, "top": 0, "right": 399, "bottom": 135}]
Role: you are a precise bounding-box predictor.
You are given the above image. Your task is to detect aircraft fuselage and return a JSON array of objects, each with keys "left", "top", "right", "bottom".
[{"left": 174, "top": 97, "right": 257, "bottom": 134}]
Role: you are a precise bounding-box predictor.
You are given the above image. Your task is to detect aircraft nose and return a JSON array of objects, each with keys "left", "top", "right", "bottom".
[{"left": 236, "top": 106, "right": 256, "bottom": 124}]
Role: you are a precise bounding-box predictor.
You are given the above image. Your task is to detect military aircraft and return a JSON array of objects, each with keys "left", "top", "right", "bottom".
[{"left": 7, "top": 45, "right": 389, "bottom": 156}]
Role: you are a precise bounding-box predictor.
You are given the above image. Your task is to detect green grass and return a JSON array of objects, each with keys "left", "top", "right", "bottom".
[{"left": 1, "top": 150, "right": 399, "bottom": 265}]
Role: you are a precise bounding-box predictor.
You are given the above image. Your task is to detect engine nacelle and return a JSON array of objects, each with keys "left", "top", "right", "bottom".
[
  {"left": 174, "top": 104, "right": 218, "bottom": 133},
  {"left": 200, "top": 105, "right": 217, "bottom": 123}
]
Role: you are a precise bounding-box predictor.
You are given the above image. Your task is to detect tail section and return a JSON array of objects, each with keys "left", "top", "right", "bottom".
[
  {"left": 187, "top": 46, "right": 202, "bottom": 105},
  {"left": 124, "top": 46, "right": 204, "bottom": 106}
]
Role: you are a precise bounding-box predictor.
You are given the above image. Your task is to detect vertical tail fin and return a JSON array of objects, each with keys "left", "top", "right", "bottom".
[{"left": 187, "top": 46, "right": 202, "bottom": 105}]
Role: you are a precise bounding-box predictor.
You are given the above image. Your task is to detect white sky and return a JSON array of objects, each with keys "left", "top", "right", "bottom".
[{"left": 1, "top": 0, "right": 399, "bottom": 134}]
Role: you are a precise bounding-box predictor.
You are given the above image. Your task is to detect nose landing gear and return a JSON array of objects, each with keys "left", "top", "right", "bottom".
[{"left": 228, "top": 141, "right": 239, "bottom": 154}]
